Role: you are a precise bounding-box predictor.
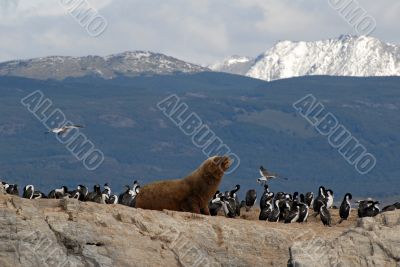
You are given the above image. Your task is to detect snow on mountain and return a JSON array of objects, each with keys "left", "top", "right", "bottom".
[
  {"left": 213, "top": 35, "right": 400, "bottom": 81},
  {"left": 209, "top": 55, "right": 254, "bottom": 75},
  {"left": 0, "top": 51, "right": 209, "bottom": 80},
  {"left": 2, "top": 36, "right": 399, "bottom": 81}
]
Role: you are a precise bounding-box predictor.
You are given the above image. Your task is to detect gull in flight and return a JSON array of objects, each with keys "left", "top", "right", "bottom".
[
  {"left": 45, "top": 125, "right": 84, "bottom": 135},
  {"left": 257, "top": 166, "right": 288, "bottom": 184}
]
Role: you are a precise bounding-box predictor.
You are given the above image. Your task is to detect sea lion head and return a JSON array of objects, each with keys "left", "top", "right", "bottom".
[{"left": 202, "top": 155, "right": 231, "bottom": 180}]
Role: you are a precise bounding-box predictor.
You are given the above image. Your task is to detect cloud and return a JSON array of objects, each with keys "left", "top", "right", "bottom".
[
  {"left": 0, "top": 0, "right": 18, "bottom": 14},
  {"left": 0, "top": 0, "right": 398, "bottom": 65},
  {"left": 0, "top": 0, "right": 112, "bottom": 23}
]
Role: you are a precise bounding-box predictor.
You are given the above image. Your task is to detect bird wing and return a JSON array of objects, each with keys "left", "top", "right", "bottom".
[
  {"left": 259, "top": 166, "right": 269, "bottom": 177},
  {"left": 70, "top": 125, "right": 84, "bottom": 129},
  {"left": 278, "top": 176, "right": 289, "bottom": 180},
  {"left": 46, "top": 128, "right": 59, "bottom": 134},
  {"left": 50, "top": 128, "right": 65, "bottom": 134},
  {"left": 287, "top": 211, "right": 297, "bottom": 221},
  {"left": 345, "top": 204, "right": 350, "bottom": 214},
  {"left": 57, "top": 128, "right": 69, "bottom": 135},
  {"left": 61, "top": 125, "right": 83, "bottom": 131},
  {"left": 260, "top": 166, "right": 283, "bottom": 179}
]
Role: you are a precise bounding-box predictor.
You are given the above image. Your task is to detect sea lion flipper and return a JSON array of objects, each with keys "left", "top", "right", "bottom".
[{"left": 200, "top": 206, "right": 210, "bottom": 215}]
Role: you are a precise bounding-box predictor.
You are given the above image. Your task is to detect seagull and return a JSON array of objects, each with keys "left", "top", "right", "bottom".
[
  {"left": 257, "top": 166, "right": 288, "bottom": 184},
  {"left": 45, "top": 125, "right": 84, "bottom": 135}
]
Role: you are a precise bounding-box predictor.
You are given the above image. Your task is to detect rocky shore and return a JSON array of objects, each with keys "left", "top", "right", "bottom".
[{"left": 0, "top": 189, "right": 399, "bottom": 267}]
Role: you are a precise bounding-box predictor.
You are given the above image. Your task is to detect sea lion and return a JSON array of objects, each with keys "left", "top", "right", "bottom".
[{"left": 135, "top": 156, "right": 231, "bottom": 214}]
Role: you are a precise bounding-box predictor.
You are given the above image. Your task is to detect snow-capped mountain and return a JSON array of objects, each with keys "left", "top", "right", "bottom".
[
  {"left": 212, "top": 35, "right": 400, "bottom": 81},
  {"left": 2, "top": 36, "right": 399, "bottom": 81},
  {"left": 0, "top": 51, "right": 208, "bottom": 80},
  {"left": 209, "top": 55, "right": 254, "bottom": 75}
]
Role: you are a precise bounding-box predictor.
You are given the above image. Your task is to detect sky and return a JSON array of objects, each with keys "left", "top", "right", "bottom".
[{"left": 0, "top": 0, "right": 399, "bottom": 65}]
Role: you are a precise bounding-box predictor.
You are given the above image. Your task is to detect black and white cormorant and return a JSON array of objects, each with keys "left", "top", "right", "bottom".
[{"left": 338, "top": 193, "right": 352, "bottom": 223}]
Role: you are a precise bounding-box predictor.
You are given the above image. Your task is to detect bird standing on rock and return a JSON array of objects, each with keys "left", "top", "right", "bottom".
[
  {"left": 382, "top": 202, "right": 400, "bottom": 212},
  {"left": 268, "top": 199, "right": 281, "bottom": 222},
  {"left": 32, "top": 191, "right": 46, "bottom": 199},
  {"left": 259, "top": 202, "right": 273, "bottom": 221},
  {"left": 320, "top": 201, "right": 332, "bottom": 226},
  {"left": 209, "top": 191, "right": 223, "bottom": 216},
  {"left": 313, "top": 186, "right": 326, "bottom": 216},
  {"left": 260, "top": 189, "right": 274, "bottom": 210},
  {"left": 285, "top": 205, "right": 300, "bottom": 223},
  {"left": 5, "top": 183, "right": 19, "bottom": 195},
  {"left": 103, "top": 183, "right": 111, "bottom": 196},
  {"left": 225, "top": 184, "right": 241, "bottom": 216},
  {"left": 87, "top": 184, "right": 105, "bottom": 204},
  {"left": 119, "top": 184, "right": 140, "bottom": 207},
  {"left": 326, "top": 189, "right": 334, "bottom": 209},
  {"left": 357, "top": 199, "right": 380, "bottom": 218},
  {"left": 48, "top": 186, "right": 68, "bottom": 199},
  {"left": 298, "top": 194, "right": 309, "bottom": 223},
  {"left": 339, "top": 193, "right": 352, "bottom": 224},
  {"left": 23, "top": 185, "right": 34, "bottom": 199},
  {"left": 107, "top": 195, "right": 119, "bottom": 204},
  {"left": 305, "top": 192, "right": 314, "bottom": 207},
  {"left": 77, "top": 185, "right": 89, "bottom": 201},
  {"left": 244, "top": 189, "right": 257, "bottom": 211}
]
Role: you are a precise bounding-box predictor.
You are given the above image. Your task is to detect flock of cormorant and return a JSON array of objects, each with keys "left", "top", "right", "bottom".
[
  {"left": 209, "top": 183, "right": 400, "bottom": 225},
  {"left": 1, "top": 176, "right": 399, "bottom": 226},
  {"left": 1, "top": 180, "right": 140, "bottom": 207}
]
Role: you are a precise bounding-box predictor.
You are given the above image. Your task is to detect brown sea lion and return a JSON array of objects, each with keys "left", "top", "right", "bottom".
[{"left": 135, "top": 156, "right": 231, "bottom": 214}]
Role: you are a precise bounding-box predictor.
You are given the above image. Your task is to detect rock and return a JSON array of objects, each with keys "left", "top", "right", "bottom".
[
  {"left": 357, "top": 216, "right": 378, "bottom": 231},
  {"left": 0, "top": 193, "right": 399, "bottom": 267},
  {"left": 0, "top": 184, "right": 5, "bottom": 194},
  {"left": 290, "top": 211, "right": 400, "bottom": 267}
]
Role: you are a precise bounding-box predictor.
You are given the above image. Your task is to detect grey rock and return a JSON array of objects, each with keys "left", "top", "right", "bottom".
[
  {"left": 291, "top": 211, "right": 400, "bottom": 267},
  {"left": 1, "top": 193, "right": 399, "bottom": 267}
]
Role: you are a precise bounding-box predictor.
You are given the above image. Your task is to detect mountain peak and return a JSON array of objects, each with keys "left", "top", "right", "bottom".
[
  {"left": 107, "top": 50, "right": 154, "bottom": 59},
  {"left": 213, "top": 35, "right": 400, "bottom": 81},
  {"left": 209, "top": 55, "right": 254, "bottom": 76},
  {"left": 0, "top": 51, "right": 208, "bottom": 80},
  {"left": 338, "top": 34, "right": 358, "bottom": 40}
]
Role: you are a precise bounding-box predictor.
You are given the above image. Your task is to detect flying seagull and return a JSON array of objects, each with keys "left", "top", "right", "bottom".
[
  {"left": 45, "top": 125, "right": 84, "bottom": 135},
  {"left": 257, "top": 166, "right": 288, "bottom": 184}
]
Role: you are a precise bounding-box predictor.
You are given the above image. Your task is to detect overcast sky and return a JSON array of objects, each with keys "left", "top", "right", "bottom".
[{"left": 0, "top": 0, "right": 399, "bottom": 65}]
